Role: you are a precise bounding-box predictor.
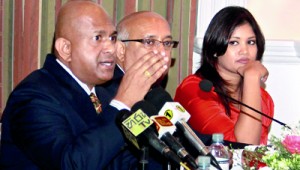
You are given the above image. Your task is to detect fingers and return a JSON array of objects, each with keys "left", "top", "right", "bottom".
[
  {"left": 143, "top": 70, "right": 152, "bottom": 78},
  {"left": 114, "top": 51, "right": 169, "bottom": 108},
  {"left": 132, "top": 50, "right": 168, "bottom": 81},
  {"left": 238, "top": 61, "right": 269, "bottom": 82},
  {"left": 260, "top": 71, "right": 269, "bottom": 83}
]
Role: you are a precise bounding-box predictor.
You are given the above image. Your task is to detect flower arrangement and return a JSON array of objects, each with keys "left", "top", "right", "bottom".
[
  {"left": 262, "top": 123, "right": 300, "bottom": 170},
  {"left": 242, "top": 122, "right": 300, "bottom": 170}
]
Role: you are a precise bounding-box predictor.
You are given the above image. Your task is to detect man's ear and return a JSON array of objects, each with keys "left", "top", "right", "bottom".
[
  {"left": 116, "top": 41, "right": 126, "bottom": 64},
  {"left": 55, "top": 38, "right": 71, "bottom": 62}
]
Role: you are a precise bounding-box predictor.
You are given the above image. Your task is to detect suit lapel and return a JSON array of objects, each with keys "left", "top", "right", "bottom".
[{"left": 43, "top": 54, "right": 101, "bottom": 124}]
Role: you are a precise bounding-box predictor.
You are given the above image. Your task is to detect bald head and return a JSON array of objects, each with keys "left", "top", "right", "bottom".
[
  {"left": 53, "top": 0, "right": 117, "bottom": 88},
  {"left": 115, "top": 11, "right": 173, "bottom": 88},
  {"left": 55, "top": 1, "right": 111, "bottom": 41},
  {"left": 117, "top": 11, "right": 170, "bottom": 40}
]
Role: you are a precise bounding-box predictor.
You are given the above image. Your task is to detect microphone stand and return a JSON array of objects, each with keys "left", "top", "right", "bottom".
[
  {"left": 217, "top": 91, "right": 291, "bottom": 129},
  {"left": 139, "top": 146, "right": 149, "bottom": 170},
  {"left": 177, "top": 121, "right": 222, "bottom": 170}
]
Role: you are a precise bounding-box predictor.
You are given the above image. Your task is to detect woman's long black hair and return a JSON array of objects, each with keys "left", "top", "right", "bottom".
[{"left": 195, "top": 6, "right": 265, "bottom": 116}]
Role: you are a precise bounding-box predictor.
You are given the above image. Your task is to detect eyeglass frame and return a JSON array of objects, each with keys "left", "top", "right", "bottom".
[{"left": 121, "top": 38, "right": 179, "bottom": 50}]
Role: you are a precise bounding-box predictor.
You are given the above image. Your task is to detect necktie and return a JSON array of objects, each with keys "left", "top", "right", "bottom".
[{"left": 90, "top": 93, "right": 102, "bottom": 114}]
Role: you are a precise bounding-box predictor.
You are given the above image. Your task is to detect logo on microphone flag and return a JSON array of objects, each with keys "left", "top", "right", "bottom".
[
  {"left": 159, "top": 102, "right": 191, "bottom": 124},
  {"left": 122, "top": 109, "right": 153, "bottom": 136},
  {"left": 164, "top": 109, "right": 173, "bottom": 120},
  {"left": 175, "top": 104, "right": 185, "bottom": 112},
  {"left": 151, "top": 115, "right": 176, "bottom": 138}
]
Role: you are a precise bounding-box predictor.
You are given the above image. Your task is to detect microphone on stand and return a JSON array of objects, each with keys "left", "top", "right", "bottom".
[
  {"left": 145, "top": 87, "right": 222, "bottom": 170},
  {"left": 150, "top": 115, "right": 198, "bottom": 169},
  {"left": 199, "top": 79, "right": 291, "bottom": 129},
  {"left": 115, "top": 103, "right": 183, "bottom": 168}
]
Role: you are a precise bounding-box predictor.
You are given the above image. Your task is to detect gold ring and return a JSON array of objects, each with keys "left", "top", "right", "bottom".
[{"left": 144, "top": 70, "right": 151, "bottom": 78}]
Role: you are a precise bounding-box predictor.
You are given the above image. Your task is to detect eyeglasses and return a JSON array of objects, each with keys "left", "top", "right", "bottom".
[{"left": 121, "top": 38, "right": 179, "bottom": 50}]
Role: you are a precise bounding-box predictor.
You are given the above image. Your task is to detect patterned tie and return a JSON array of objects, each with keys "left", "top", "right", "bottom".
[{"left": 90, "top": 93, "right": 102, "bottom": 114}]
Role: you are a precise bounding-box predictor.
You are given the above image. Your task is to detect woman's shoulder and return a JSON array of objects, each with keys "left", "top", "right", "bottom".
[
  {"left": 175, "top": 74, "right": 210, "bottom": 101},
  {"left": 178, "top": 74, "right": 203, "bottom": 87}
]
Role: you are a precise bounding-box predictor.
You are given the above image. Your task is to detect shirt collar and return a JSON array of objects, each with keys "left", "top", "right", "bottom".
[
  {"left": 56, "top": 59, "right": 95, "bottom": 95},
  {"left": 117, "top": 64, "right": 125, "bottom": 73}
]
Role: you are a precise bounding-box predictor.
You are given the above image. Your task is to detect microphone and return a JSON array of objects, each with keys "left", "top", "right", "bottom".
[
  {"left": 145, "top": 87, "right": 222, "bottom": 170},
  {"left": 150, "top": 115, "right": 198, "bottom": 169},
  {"left": 116, "top": 109, "right": 150, "bottom": 169},
  {"left": 116, "top": 101, "right": 188, "bottom": 169},
  {"left": 199, "top": 79, "right": 291, "bottom": 129}
]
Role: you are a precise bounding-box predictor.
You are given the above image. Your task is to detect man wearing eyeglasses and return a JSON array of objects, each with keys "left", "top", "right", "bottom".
[
  {"left": 101, "top": 11, "right": 237, "bottom": 169},
  {"left": 103, "top": 11, "right": 178, "bottom": 97},
  {"left": 101, "top": 11, "right": 181, "bottom": 168}
]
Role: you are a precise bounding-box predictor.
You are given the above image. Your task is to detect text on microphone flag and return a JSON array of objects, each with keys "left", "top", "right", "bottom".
[{"left": 122, "top": 109, "right": 153, "bottom": 136}]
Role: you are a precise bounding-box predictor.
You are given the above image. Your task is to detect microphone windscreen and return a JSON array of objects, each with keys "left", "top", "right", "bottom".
[
  {"left": 116, "top": 109, "right": 132, "bottom": 124},
  {"left": 144, "top": 87, "right": 173, "bottom": 110},
  {"left": 131, "top": 100, "right": 158, "bottom": 117},
  {"left": 199, "top": 79, "right": 213, "bottom": 92}
]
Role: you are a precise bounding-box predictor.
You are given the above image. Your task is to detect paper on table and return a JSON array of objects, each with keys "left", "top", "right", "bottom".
[{"left": 231, "top": 149, "right": 244, "bottom": 170}]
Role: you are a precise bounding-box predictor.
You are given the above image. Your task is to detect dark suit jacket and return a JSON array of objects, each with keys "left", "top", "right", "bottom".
[
  {"left": 0, "top": 54, "right": 139, "bottom": 170},
  {"left": 102, "top": 65, "right": 171, "bottom": 168}
]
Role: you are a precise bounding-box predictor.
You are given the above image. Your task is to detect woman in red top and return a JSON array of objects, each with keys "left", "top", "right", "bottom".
[{"left": 174, "top": 6, "right": 274, "bottom": 145}]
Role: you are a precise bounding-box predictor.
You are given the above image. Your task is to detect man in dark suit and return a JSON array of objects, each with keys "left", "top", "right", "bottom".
[{"left": 0, "top": 1, "right": 169, "bottom": 170}]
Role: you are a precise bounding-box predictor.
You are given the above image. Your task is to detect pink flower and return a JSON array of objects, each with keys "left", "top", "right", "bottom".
[{"left": 282, "top": 135, "right": 300, "bottom": 154}]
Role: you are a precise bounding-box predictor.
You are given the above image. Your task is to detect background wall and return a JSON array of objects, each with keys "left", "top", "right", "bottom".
[
  {"left": 193, "top": 0, "right": 300, "bottom": 140},
  {"left": 247, "top": 0, "right": 300, "bottom": 40},
  {"left": 247, "top": 0, "right": 300, "bottom": 139}
]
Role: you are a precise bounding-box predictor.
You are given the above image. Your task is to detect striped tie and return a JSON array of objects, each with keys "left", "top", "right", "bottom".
[{"left": 90, "top": 93, "right": 102, "bottom": 114}]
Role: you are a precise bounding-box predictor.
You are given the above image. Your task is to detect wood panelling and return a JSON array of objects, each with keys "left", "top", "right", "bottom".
[
  {"left": 40, "top": 1, "right": 56, "bottom": 66},
  {"left": 13, "top": 0, "right": 40, "bottom": 87},
  {"left": 1, "top": 0, "right": 13, "bottom": 113},
  {"left": 188, "top": 0, "right": 197, "bottom": 74},
  {"left": 0, "top": 0, "right": 3, "bottom": 112}
]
